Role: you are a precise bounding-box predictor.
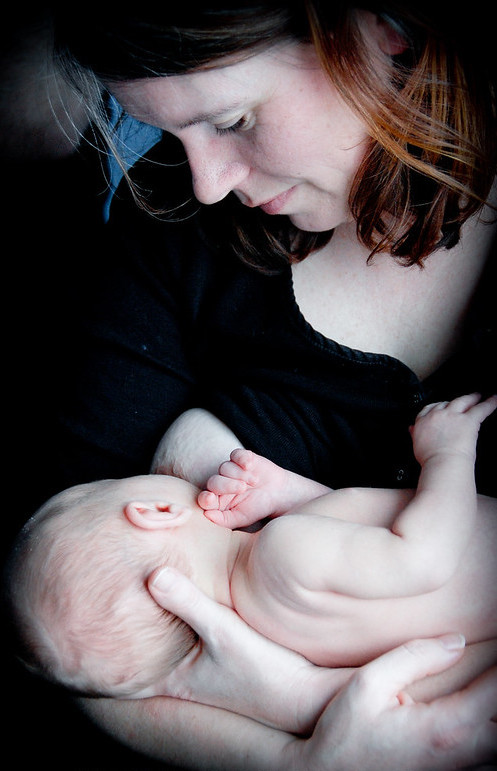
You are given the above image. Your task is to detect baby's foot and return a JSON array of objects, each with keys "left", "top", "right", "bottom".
[{"left": 199, "top": 449, "right": 295, "bottom": 529}]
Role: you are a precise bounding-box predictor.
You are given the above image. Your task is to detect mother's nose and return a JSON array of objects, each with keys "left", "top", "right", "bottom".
[{"left": 188, "top": 145, "right": 250, "bottom": 205}]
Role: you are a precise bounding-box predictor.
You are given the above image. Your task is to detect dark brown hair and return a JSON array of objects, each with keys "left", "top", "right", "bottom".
[{"left": 53, "top": 1, "right": 496, "bottom": 270}]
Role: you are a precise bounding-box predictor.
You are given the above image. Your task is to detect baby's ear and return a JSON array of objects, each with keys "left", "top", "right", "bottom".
[{"left": 124, "top": 501, "right": 192, "bottom": 530}]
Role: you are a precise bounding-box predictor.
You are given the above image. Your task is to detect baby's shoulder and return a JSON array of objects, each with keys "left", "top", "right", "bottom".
[{"left": 253, "top": 514, "right": 317, "bottom": 578}]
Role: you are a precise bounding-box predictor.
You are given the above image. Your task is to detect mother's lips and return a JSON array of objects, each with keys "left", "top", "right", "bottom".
[{"left": 244, "top": 187, "right": 296, "bottom": 215}]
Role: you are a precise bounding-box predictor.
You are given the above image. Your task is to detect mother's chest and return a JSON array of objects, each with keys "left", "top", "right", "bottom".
[{"left": 290, "top": 234, "right": 491, "bottom": 380}]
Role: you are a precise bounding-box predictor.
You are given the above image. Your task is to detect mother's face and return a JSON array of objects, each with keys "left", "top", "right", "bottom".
[{"left": 110, "top": 15, "right": 391, "bottom": 233}]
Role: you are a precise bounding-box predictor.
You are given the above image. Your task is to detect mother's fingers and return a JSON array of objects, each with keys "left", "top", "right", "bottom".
[
  {"left": 148, "top": 564, "right": 295, "bottom": 661},
  {"left": 147, "top": 564, "right": 311, "bottom": 668},
  {"left": 351, "top": 635, "right": 467, "bottom": 710},
  {"left": 148, "top": 566, "right": 223, "bottom": 640},
  {"left": 449, "top": 666, "right": 497, "bottom": 722},
  {"left": 147, "top": 565, "right": 334, "bottom": 733},
  {"left": 358, "top": 639, "right": 497, "bottom": 765},
  {"left": 434, "top": 668, "right": 497, "bottom": 766},
  {"left": 307, "top": 639, "right": 497, "bottom": 771}
]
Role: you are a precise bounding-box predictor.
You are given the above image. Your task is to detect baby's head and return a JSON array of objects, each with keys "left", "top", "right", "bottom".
[{"left": 7, "top": 474, "right": 228, "bottom": 698}]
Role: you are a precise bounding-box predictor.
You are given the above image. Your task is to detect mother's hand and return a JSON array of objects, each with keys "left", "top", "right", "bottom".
[
  {"left": 148, "top": 568, "right": 497, "bottom": 769},
  {"left": 288, "top": 639, "right": 497, "bottom": 771},
  {"left": 148, "top": 565, "right": 350, "bottom": 734}
]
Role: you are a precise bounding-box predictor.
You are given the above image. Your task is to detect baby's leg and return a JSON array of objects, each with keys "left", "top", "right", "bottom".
[{"left": 199, "top": 449, "right": 331, "bottom": 529}]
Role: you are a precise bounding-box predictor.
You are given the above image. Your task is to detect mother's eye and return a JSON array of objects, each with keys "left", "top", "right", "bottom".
[{"left": 215, "top": 113, "right": 255, "bottom": 135}]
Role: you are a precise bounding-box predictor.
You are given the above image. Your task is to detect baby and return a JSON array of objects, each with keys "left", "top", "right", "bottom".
[{"left": 7, "top": 394, "right": 497, "bottom": 703}]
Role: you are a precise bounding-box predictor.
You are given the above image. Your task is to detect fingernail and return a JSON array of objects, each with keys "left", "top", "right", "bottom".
[
  {"left": 440, "top": 633, "right": 465, "bottom": 650},
  {"left": 151, "top": 567, "right": 175, "bottom": 590}
]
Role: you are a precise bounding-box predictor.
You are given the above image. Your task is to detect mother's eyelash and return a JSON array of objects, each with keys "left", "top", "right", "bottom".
[{"left": 215, "top": 114, "right": 255, "bottom": 135}]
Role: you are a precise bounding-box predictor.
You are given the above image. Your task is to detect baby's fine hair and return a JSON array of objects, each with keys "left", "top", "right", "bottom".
[{"left": 6, "top": 480, "right": 197, "bottom": 698}]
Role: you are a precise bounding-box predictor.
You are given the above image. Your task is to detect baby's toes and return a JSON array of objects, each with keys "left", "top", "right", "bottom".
[
  {"left": 230, "top": 448, "right": 257, "bottom": 470},
  {"left": 198, "top": 490, "right": 219, "bottom": 510},
  {"left": 206, "top": 473, "right": 247, "bottom": 494},
  {"left": 217, "top": 459, "right": 257, "bottom": 486}
]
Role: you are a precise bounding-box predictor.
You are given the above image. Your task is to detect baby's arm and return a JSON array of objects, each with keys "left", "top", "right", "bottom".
[
  {"left": 389, "top": 393, "right": 497, "bottom": 592},
  {"left": 201, "top": 394, "right": 496, "bottom": 598},
  {"left": 261, "top": 394, "right": 497, "bottom": 600}
]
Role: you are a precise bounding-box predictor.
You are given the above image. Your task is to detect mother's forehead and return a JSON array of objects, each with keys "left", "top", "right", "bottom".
[{"left": 108, "top": 41, "right": 301, "bottom": 127}]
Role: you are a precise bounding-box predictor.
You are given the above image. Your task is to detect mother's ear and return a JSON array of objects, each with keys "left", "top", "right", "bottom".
[
  {"left": 361, "top": 10, "right": 408, "bottom": 56},
  {"left": 376, "top": 15, "right": 408, "bottom": 56},
  {"left": 124, "top": 501, "right": 192, "bottom": 530}
]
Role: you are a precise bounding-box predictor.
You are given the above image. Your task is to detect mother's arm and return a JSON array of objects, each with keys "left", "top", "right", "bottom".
[
  {"left": 78, "top": 674, "right": 497, "bottom": 771},
  {"left": 76, "top": 570, "right": 497, "bottom": 770},
  {"left": 77, "top": 696, "right": 300, "bottom": 771}
]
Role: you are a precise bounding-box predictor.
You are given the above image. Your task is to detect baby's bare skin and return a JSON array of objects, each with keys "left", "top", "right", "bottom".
[
  {"left": 199, "top": 447, "right": 330, "bottom": 526},
  {"left": 198, "top": 395, "right": 497, "bottom": 668},
  {"left": 200, "top": 393, "right": 497, "bottom": 532}
]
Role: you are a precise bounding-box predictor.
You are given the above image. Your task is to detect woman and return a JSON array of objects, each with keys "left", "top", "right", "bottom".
[{"left": 45, "top": 2, "right": 496, "bottom": 767}]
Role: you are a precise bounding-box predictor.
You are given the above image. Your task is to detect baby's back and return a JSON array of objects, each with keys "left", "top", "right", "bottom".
[{"left": 231, "top": 494, "right": 497, "bottom": 667}]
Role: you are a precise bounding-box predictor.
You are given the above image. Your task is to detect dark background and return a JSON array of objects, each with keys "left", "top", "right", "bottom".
[{"left": 2, "top": 9, "right": 176, "bottom": 769}]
